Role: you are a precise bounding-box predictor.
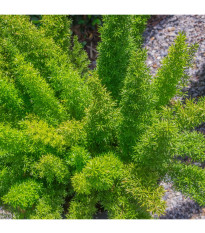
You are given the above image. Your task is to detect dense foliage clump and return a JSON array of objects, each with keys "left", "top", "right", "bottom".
[{"left": 0, "top": 15, "right": 204, "bottom": 219}]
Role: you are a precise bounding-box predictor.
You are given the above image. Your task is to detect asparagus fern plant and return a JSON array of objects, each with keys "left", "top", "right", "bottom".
[{"left": 0, "top": 15, "right": 204, "bottom": 219}]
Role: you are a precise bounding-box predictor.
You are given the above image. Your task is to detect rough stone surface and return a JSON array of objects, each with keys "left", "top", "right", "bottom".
[
  {"left": 0, "top": 206, "right": 13, "bottom": 219},
  {"left": 158, "top": 181, "right": 204, "bottom": 219}
]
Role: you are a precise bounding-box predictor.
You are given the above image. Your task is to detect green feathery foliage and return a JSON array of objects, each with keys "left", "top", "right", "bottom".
[
  {"left": 168, "top": 162, "right": 205, "bottom": 206},
  {"left": 2, "top": 179, "right": 43, "bottom": 218},
  {"left": 40, "top": 16, "right": 90, "bottom": 77},
  {"left": 84, "top": 74, "right": 121, "bottom": 153},
  {"left": 40, "top": 15, "right": 72, "bottom": 52},
  {"left": 175, "top": 131, "right": 205, "bottom": 162},
  {"left": 0, "top": 15, "right": 92, "bottom": 120},
  {"left": 67, "top": 194, "right": 98, "bottom": 219},
  {"left": 70, "top": 35, "right": 90, "bottom": 77},
  {"left": 30, "top": 195, "right": 63, "bottom": 219},
  {"left": 65, "top": 146, "right": 91, "bottom": 174},
  {"left": 33, "top": 154, "right": 70, "bottom": 185},
  {"left": 119, "top": 49, "right": 154, "bottom": 158},
  {"left": 152, "top": 32, "right": 198, "bottom": 108},
  {"left": 131, "top": 15, "right": 150, "bottom": 49},
  {"left": 0, "top": 15, "right": 205, "bottom": 220},
  {"left": 164, "top": 97, "right": 205, "bottom": 130},
  {"left": 97, "top": 15, "right": 149, "bottom": 101},
  {"left": 97, "top": 15, "right": 133, "bottom": 100}
]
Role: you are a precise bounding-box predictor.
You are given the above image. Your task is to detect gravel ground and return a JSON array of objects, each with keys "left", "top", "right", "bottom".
[
  {"left": 0, "top": 206, "right": 13, "bottom": 219},
  {"left": 1, "top": 15, "right": 205, "bottom": 220},
  {"left": 158, "top": 181, "right": 205, "bottom": 219},
  {"left": 143, "top": 15, "right": 205, "bottom": 220}
]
